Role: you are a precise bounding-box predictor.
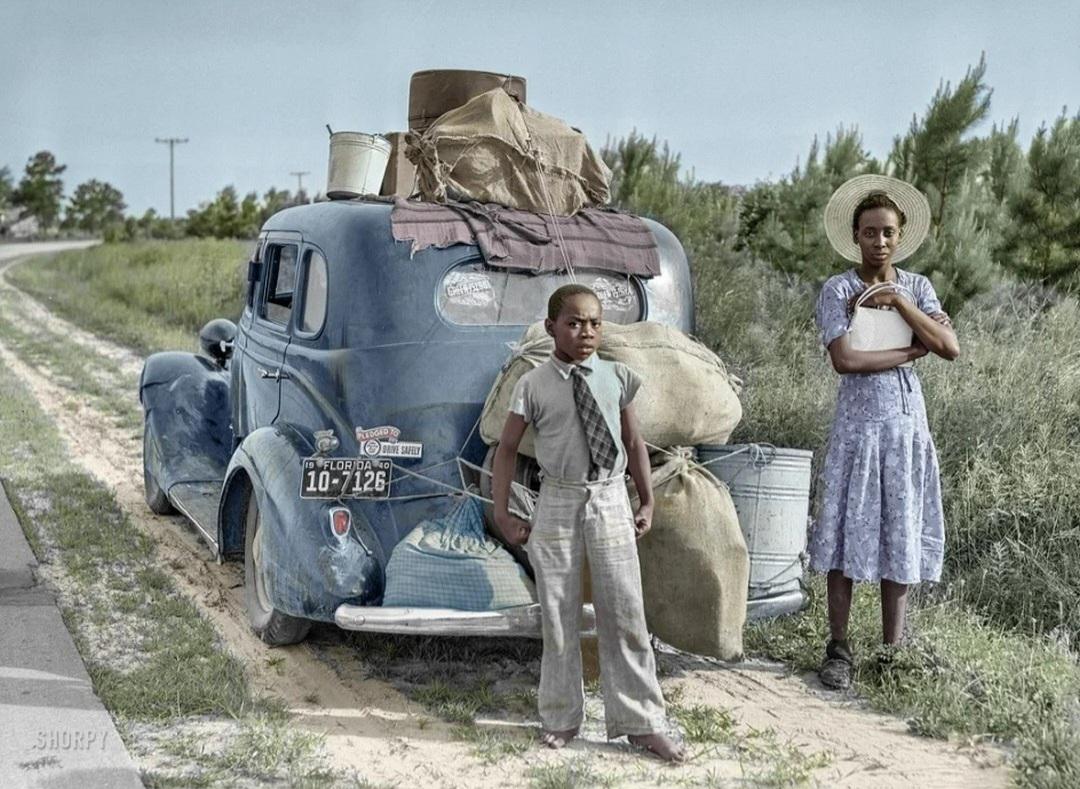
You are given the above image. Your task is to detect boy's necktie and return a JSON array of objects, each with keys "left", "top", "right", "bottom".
[{"left": 570, "top": 366, "right": 619, "bottom": 480}]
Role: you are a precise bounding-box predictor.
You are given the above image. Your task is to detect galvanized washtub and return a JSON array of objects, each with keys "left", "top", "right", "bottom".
[{"left": 697, "top": 444, "right": 811, "bottom": 619}]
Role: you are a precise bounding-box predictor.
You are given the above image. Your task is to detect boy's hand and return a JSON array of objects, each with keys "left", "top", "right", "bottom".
[
  {"left": 633, "top": 502, "right": 654, "bottom": 540},
  {"left": 496, "top": 513, "right": 532, "bottom": 546}
]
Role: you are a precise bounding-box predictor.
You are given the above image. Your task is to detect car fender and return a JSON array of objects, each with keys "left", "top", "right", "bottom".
[
  {"left": 219, "top": 424, "right": 385, "bottom": 621},
  {"left": 139, "top": 352, "right": 232, "bottom": 495}
]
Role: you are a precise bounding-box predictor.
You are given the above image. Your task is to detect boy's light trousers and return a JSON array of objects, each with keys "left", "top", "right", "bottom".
[{"left": 527, "top": 475, "right": 667, "bottom": 738}]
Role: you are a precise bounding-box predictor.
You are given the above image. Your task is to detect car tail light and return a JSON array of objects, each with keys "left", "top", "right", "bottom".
[{"left": 330, "top": 508, "right": 351, "bottom": 538}]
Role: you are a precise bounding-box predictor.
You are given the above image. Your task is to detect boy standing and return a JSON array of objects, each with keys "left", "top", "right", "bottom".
[{"left": 492, "top": 284, "right": 685, "bottom": 762}]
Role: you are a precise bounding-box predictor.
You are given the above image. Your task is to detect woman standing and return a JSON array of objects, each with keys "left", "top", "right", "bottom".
[{"left": 811, "top": 175, "right": 960, "bottom": 690}]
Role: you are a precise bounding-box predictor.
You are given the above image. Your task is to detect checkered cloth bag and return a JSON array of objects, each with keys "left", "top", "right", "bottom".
[{"left": 383, "top": 496, "right": 537, "bottom": 611}]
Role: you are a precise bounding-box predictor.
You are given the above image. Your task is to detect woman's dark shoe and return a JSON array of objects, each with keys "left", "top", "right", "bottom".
[{"left": 819, "top": 639, "right": 854, "bottom": 690}]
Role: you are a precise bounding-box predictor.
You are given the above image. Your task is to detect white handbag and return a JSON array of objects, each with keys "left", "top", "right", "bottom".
[{"left": 848, "top": 282, "right": 915, "bottom": 367}]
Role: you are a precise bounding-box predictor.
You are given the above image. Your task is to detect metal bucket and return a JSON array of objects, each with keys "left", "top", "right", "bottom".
[
  {"left": 326, "top": 132, "right": 392, "bottom": 199},
  {"left": 697, "top": 444, "right": 811, "bottom": 605}
]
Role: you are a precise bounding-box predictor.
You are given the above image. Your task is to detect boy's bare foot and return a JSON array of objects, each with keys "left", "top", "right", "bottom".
[
  {"left": 541, "top": 728, "right": 578, "bottom": 749},
  {"left": 628, "top": 732, "right": 686, "bottom": 762}
]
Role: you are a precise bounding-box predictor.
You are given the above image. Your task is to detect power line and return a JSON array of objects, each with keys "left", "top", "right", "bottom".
[
  {"left": 289, "top": 171, "right": 310, "bottom": 200},
  {"left": 155, "top": 137, "right": 189, "bottom": 221}
]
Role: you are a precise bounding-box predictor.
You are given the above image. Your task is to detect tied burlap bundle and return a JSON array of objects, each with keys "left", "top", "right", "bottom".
[
  {"left": 630, "top": 449, "right": 748, "bottom": 660},
  {"left": 405, "top": 88, "right": 611, "bottom": 216},
  {"left": 479, "top": 321, "right": 743, "bottom": 456}
]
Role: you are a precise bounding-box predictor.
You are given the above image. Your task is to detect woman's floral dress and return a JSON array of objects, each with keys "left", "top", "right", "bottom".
[{"left": 809, "top": 267, "right": 946, "bottom": 584}]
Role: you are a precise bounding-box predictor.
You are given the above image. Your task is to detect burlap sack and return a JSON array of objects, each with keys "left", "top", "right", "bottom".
[
  {"left": 630, "top": 449, "right": 748, "bottom": 660},
  {"left": 479, "top": 321, "right": 743, "bottom": 455},
  {"left": 479, "top": 321, "right": 550, "bottom": 457},
  {"left": 405, "top": 88, "right": 610, "bottom": 215}
]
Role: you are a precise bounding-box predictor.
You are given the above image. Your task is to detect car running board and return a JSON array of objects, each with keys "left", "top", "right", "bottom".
[
  {"left": 334, "top": 603, "right": 597, "bottom": 638},
  {"left": 168, "top": 480, "right": 224, "bottom": 554}
]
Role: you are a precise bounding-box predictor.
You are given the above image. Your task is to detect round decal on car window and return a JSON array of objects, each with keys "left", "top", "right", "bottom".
[
  {"left": 591, "top": 277, "right": 634, "bottom": 311},
  {"left": 443, "top": 272, "right": 494, "bottom": 306}
]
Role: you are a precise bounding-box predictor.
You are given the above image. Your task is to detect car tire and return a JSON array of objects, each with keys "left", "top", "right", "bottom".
[
  {"left": 243, "top": 489, "right": 311, "bottom": 646},
  {"left": 143, "top": 422, "right": 176, "bottom": 515}
]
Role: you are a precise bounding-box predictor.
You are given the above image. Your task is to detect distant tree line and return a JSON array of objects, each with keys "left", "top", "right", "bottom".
[
  {"left": 604, "top": 55, "right": 1080, "bottom": 309},
  {"left": 0, "top": 153, "right": 310, "bottom": 242}
]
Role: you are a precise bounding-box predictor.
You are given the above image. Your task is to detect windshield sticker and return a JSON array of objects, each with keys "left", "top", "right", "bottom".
[
  {"left": 591, "top": 277, "right": 634, "bottom": 311},
  {"left": 444, "top": 272, "right": 495, "bottom": 306}
]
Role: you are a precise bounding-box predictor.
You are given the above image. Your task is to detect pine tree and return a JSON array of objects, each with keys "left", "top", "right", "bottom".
[
  {"left": 887, "top": 56, "right": 999, "bottom": 310},
  {"left": 602, "top": 131, "right": 741, "bottom": 261},
  {"left": 0, "top": 166, "right": 13, "bottom": 214},
  {"left": 63, "top": 179, "right": 126, "bottom": 233},
  {"left": 738, "top": 126, "right": 876, "bottom": 281},
  {"left": 971, "top": 119, "right": 1025, "bottom": 270},
  {"left": 13, "top": 151, "right": 66, "bottom": 229},
  {"left": 999, "top": 109, "right": 1080, "bottom": 287}
]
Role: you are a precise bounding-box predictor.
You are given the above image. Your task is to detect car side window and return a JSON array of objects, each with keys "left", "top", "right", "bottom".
[
  {"left": 245, "top": 237, "right": 265, "bottom": 312},
  {"left": 262, "top": 244, "right": 298, "bottom": 326},
  {"left": 298, "top": 249, "right": 328, "bottom": 334}
]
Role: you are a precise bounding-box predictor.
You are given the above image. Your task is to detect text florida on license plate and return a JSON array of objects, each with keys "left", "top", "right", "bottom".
[{"left": 300, "top": 457, "right": 391, "bottom": 498}]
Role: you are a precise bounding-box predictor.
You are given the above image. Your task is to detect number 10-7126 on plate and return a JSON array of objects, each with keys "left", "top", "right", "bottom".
[{"left": 300, "top": 457, "right": 391, "bottom": 499}]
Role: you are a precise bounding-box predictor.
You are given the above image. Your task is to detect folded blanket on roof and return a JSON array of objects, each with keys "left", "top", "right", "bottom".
[{"left": 390, "top": 198, "right": 661, "bottom": 277}]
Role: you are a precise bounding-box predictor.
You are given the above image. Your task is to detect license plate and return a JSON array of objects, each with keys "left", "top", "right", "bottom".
[{"left": 300, "top": 457, "right": 391, "bottom": 499}]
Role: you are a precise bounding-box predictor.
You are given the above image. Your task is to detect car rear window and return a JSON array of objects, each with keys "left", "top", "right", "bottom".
[
  {"left": 437, "top": 262, "right": 643, "bottom": 326},
  {"left": 298, "top": 249, "right": 328, "bottom": 334}
]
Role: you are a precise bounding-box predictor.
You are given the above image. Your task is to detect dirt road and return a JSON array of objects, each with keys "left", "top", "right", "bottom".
[{"left": 0, "top": 242, "right": 1009, "bottom": 787}]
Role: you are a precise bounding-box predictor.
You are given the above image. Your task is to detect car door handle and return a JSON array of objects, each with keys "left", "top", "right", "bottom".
[{"left": 257, "top": 367, "right": 290, "bottom": 380}]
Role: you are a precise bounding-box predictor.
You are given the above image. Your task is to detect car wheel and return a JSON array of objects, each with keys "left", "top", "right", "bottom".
[
  {"left": 143, "top": 422, "right": 176, "bottom": 515},
  {"left": 243, "top": 489, "right": 311, "bottom": 646}
]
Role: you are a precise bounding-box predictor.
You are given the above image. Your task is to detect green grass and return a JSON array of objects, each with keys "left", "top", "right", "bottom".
[
  {"left": 671, "top": 704, "right": 737, "bottom": 744},
  {"left": 670, "top": 702, "right": 831, "bottom": 786},
  {"left": 412, "top": 678, "right": 501, "bottom": 724},
  {"left": 450, "top": 724, "right": 531, "bottom": 764},
  {"left": 152, "top": 715, "right": 345, "bottom": 788},
  {"left": 747, "top": 576, "right": 1080, "bottom": 786},
  {"left": 7, "top": 239, "right": 248, "bottom": 355},
  {"left": 0, "top": 358, "right": 250, "bottom": 717},
  {"left": 527, "top": 758, "right": 617, "bottom": 789},
  {"left": 0, "top": 293, "right": 141, "bottom": 431},
  {"left": 0, "top": 353, "right": 345, "bottom": 784}
]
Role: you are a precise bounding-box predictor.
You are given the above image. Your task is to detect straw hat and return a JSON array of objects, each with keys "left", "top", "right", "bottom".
[{"left": 823, "top": 174, "right": 931, "bottom": 264}]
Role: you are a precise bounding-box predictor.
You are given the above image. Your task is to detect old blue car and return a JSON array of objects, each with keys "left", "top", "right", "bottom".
[{"left": 140, "top": 196, "right": 799, "bottom": 646}]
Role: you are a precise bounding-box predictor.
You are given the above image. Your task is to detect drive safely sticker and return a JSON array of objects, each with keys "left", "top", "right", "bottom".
[{"left": 355, "top": 426, "right": 423, "bottom": 460}]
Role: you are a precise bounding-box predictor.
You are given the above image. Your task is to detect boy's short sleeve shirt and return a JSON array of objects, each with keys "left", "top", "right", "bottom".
[{"left": 509, "top": 354, "right": 642, "bottom": 481}]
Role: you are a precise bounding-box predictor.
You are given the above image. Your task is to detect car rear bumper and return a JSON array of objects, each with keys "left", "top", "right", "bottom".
[{"left": 334, "top": 602, "right": 597, "bottom": 638}]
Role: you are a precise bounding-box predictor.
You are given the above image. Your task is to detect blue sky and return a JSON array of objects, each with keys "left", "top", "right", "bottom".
[{"left": 4, "top": 0, "right": 1078, "bottom": 216}]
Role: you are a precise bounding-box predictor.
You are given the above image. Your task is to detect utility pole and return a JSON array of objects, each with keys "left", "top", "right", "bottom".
[
  {"left": 290, "top": 171, "right": 310, "bottom": 202},
  {"left": 155, "top": 137, "right": 189, "bottom": 220}
]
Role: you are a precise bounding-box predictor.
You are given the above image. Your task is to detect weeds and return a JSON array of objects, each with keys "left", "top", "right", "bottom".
[
  {"left": 450, "top": 724, "right": 531, "bottom": 764},
  {"left": 527, "top": 758, "right": 617, "bottom": 789},
  {"left": 671, "top": 702, "right": 831, "bottom": 786},
  {"left": 0, "top": 356, "right": 341, "bottom": 784},
  {"left": 7, "top": 239, "right": 248, "bottom": 355},
  {"left": 748, "top": 576, "right": 1080, "bottom": 785},
  {"left": 413, "top": 678, "right": 500, "bottom": 724},
  {"left": 671, "top": 704, "right": 736, "bottom": 744}
]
